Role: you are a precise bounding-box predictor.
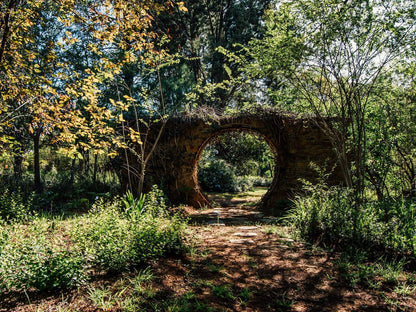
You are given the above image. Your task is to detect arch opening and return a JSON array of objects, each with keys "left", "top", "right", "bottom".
[{"left": 193, "top": 129, "right": 278, "bottom": 208}]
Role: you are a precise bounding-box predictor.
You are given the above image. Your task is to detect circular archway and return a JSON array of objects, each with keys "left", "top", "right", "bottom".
[
  {"left": 121, "top": 111, "right": 345, "bottom": 212},
  {"left": 192, "top": 128, "right": 280, "bottom": 208}
]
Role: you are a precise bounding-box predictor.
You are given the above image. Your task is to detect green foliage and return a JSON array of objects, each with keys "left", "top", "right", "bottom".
[
  {"left": 71, "top": 195, "right": 184, "bottom": 272},
  {"left": 0, "top": 188, "right": 34, "bottom": 223},
  {"left": 211, "top": 284, "right": 235, "bottom": 300},
  {"left": 202, "top": 132, "right": 275, "bottom": 177},
  {"left": 0, "top": 219, "right": 86, "bottom": 291},
  {"left": 289, "top": 183, "right": 416, "bottom": 256},
  {"left": 122, "top": 190, "right": 146, "bottom": 219},
  {"left": 198, "top": 159, "right": 238, "bottom": 192},
  {"left": 0, "top": 185, "right": 185, "bottom": 293},
  {"left": 198, "top": 131, "right": 274, "bottom": 194},
  {"left": 87, "top": 286, "right": 117, "bottom": 311},
  {"left": 336, "top": 248, "right": 410, "bottom": 290},
  {"left": 143, "top": 184, "right": 169, "bottom": 217}
]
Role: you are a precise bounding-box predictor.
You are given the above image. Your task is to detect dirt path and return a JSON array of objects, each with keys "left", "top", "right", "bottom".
[{"left": 153, "top": 205, "right": 415, "bottom": 311}]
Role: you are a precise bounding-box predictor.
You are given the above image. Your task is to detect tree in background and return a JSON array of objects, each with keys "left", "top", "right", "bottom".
[
  {"left": 366, "top": 62, "right": 416, "bottom": 199},
  {"left": 150, "top": 0, "right": 271, "bottom": 111},
  {"left": 0, "top": 0, "right": 174, "bottom": 193},
  {"left": 242, "top": 0, "right": 416, "bottom": 198}
]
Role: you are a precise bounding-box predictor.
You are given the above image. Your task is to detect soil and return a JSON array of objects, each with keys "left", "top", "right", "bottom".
[{"left": 1, "top": 196, "right": 415, "bottom": 311}]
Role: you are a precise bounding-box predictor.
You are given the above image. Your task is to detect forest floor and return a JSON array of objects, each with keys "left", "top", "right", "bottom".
[{"left": 2, "top": 189, "right": 416, "bottom": 311}]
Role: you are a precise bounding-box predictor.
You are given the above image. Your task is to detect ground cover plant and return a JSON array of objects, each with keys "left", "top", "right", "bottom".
[{"left": 0, "top": 187, "right": 185, "bottom": 295}]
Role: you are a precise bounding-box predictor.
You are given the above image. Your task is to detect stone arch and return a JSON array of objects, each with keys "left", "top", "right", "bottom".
[{"left": 121, "top": 109, "right": 344, "bottom": 211}]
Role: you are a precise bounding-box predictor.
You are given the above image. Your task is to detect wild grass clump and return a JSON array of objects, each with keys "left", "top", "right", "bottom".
[{"left": 288, "top": 182, "right": 416, "bottom": 257}]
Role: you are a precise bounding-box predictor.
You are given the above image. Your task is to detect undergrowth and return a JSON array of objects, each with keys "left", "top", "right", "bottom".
[
  {"left": 289, "top": 182, "right": 416, "bottom": 258},
  {"left": 0, "top": 186, "right": 185, "bottom": 292}
]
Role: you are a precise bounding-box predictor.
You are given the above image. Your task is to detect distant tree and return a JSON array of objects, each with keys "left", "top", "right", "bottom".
[
  {"left": 366, "top": 62, "right": 416, "bottom": 199},
  {"left": 244, "top": 0, "right": 416, "bottom": 197},
  {"left": 151, "top": 0, "right": 271, "bottom": 111}
]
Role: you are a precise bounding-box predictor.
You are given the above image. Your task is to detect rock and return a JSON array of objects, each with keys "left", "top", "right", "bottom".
[
  {"left": 237, "top": 226, "right": 258, "bottom": 230},
  {"left": 229, "top": 239, "right": 255, "bottom": 244},
  {"left": 233, "top": 232, "right": 258, "bottom": 237}
]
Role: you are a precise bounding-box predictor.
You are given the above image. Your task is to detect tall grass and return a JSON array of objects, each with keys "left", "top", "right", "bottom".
[{"left": 289, "top": 183, "right": 416, "bottom": 257}]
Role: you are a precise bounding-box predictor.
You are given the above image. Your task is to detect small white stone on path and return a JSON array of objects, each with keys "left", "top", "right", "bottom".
[
  {"left": 233, "top": 232, "right": 258, "bottom": 237},
  {"left": 229, "top": 239, "right": 255, "bottom": 244},
  {"left": 237, "top": 226, "right": 258, "bottom": 230}
]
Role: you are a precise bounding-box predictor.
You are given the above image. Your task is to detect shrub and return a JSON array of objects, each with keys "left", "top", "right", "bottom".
[
  {"left": 289, "top": 184, "right": 416, "bottom": 256},
  {"left": 143, "top": 184, "right": 169, "bottom": 217},
  {"left": 198, "top": 159, "right": 237, "bottom": 192},
  {"left": 0, "top": 219, "right": 86, "bottom": 291},
  {"left": 0, "top": 188, "right": 34, "bottom": 223},
  {"left": 235, "top": 176, "right": 254, "bottom": 192},
  {"left": 71, "top": 196, "right": 184, "bottom": 272}
]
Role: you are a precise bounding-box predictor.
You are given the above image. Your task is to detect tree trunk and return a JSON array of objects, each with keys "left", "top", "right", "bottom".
[
  {"left": 13, "top": 154, "right": 23, "bottom": 177},
  {"left": 93, "top": 153, "right": 98, "bottom": 184},
  {"left": 83, "top": 151, "right": 90, "bottom": 175},
  {"left": 69, "top": 157, "right": 76, "bottom": 187},
  {"left": 33, "top": 133, "right": 42, "bottom": 192}
]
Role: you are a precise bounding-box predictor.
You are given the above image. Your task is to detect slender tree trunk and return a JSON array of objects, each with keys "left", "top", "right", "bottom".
[
  {"left": 33, "top": 132, "right": 42, "bottom": 192},
  {"left": 69, "top": 157, "right": 76, "bottom": 187},
  {"left": 0, "top": 0, "right": 16, "bottom": 65},
  {"left": 138, "top": 165, "right": 145, "bottom": 196},
  {"left": 93, "top": 153, "right": 98, "bottom": 184},
  {"left": 83, "top": 151, "right": 90, "bottom": 175}
]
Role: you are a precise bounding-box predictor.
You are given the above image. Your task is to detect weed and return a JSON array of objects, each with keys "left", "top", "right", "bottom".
[
  {"left": 88, "top": 286, "right": 116, "bottom": 310},
  {"left": 238, "top": 287, "right": 253, "bottom": 303},
  {"left": 211, "top": 284, "right": 235, "bottom": 300},
  {"left": 394, "top": 282, "right": 416, "bottom": 296},
  {"left": 207, "top": 263, "right": 223, "bottom": 273},
  {"left": 274, "top": 292, "right": 295, "bottom": 310},
  {"left": 122, "top": 190, "right": 146, "bottom": 220},
  {"left": 375, "top": 258, "right": 406, "bottom": 285},
  {"left": 129, "top": 267, "right": 155, "bottom": 297},
  {"left": 0, "top": 188, "right": 34, "bottom": 223}
]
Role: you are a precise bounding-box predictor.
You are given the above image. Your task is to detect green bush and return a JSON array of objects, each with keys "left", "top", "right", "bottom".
[
  {"left": 0, "top": 188, "right": 34, "bottom": 223},
  {"left": 143, "top": 184, "right": 169, "bottom": 217},
  {"left": 0, "top": 185, "right": 185, "bottom": 293},
  {"left": 235, "top": 176, "right": 254, "bottom": 192},
  {"left": 72, "top": 196, "right": 184, "bottom": 272},
  {"left": 289, "top": 184, "right": 416, "bottom": 256},
  {"left": 198, "top": 159, "right": 238, "bottom": 192},
  {"left": 0, "top": 219, "right": 86, "bottom": 291}
]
